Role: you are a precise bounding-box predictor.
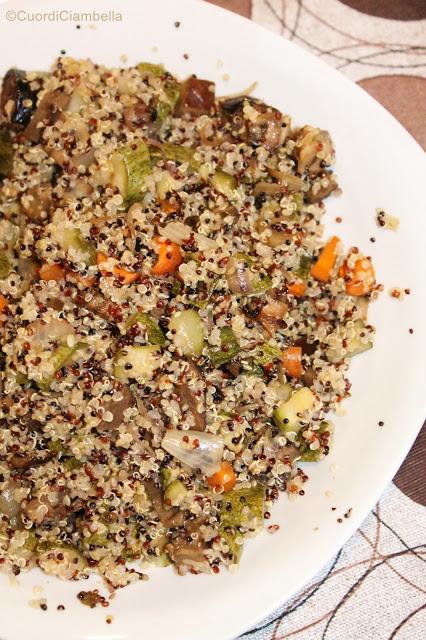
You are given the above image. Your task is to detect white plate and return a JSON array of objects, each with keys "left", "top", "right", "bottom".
[{"left": 0, "top": 0, "right": 425, "bottom": 638}]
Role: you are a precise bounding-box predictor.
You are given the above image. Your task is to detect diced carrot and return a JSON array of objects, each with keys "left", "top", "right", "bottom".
[
  {"left": 287, "top": 281, "right": 306, "bottom": 297},
  {"left": 339, "top": 256, "right": 375, "bottom": 296},
  {"left": 207, "top": 461, "right": 236, "bottom": 492},
  {"left": 0, "top": 294, "right": 7, "bottom": 325},
  {"left": 97, "top": 252, "right": 138, "bottom": 285},
  {"left": 310, "top": 236, "right": 340, "bottom": 283},
  {"left": 160, "top": 198, "right": 180, "bottom": 214},
  {"left": 282, "top": 346, "right": 303, "bottom": 378},
  {"left": 151, "top": 236, "right": 182, "bottom": 276},
  {"left": 39, "top": 263, "right": 65, "bottom": 282}
]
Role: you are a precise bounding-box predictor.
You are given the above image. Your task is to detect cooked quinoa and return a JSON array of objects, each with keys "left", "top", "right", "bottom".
[{"left": 0, "top": 58, "right": 378, "bottom": 588}]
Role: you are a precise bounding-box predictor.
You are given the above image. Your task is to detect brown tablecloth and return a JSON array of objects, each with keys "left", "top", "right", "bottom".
[{"left": 206, "top": 1, "right": 426, "bottom": 638}]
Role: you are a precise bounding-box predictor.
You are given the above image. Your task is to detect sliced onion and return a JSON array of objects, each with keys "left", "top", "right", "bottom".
[
  {"left": 159, "top": 222, "right": 192, "bottom": 245},
  {"left": 161, "top": 429, "right": 223, "bottom": 475}
]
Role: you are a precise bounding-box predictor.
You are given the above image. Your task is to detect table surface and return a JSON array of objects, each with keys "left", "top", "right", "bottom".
[{"left": 205, "top": 1, "right": 426, "bottom": 638}]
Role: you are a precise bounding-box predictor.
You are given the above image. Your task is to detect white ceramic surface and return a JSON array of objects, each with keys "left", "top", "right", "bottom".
[{"left": 0, "top": 1, "right": 425, "bottom": 639}]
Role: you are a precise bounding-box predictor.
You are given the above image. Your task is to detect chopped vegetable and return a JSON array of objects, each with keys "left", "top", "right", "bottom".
[
  {"left": 287, "top": 281, "right": 306, "bottom": 297},
  {"left": 156, "top": 80, "right": 181, "bottom": 121},
  {"left": 126, "top": 311, "right": 167, "bottom": 346},
  {"left": 113, "top": 345, "right": 161, "bottom": 383},
  {"left": 168, "top": 309, "right": 205, "bottom": 356},
  {"left": 207, "top": 461, "right": 236, "bottom": 492},
  {"left": 110, "top": 142, "right": 151, "bottom": 205},
  {"left": 339, "top": 256, "right": 375, "bottom": 296},
  {"left": 254, "top": 343, "right": 282, "bottom": 366},
  {"left": 137, "top": 62, "right": 165, "bottom": 77},
  {"left": 176, "top": 77, "right": 215, "bottom": 116},
  {"left": 0, "top": 128, "right": 14, "bottom": 180},
  {"left": 38, "top": 341, "right": 87, "bottom": 391},
  {"left": 161, "top": 143, "right": 199, "bottom": 170},
  {"left": 273, "top": 387, "right": 316, "bottom": 433},
  {"left": 310, "top": 236, "right": 340, "bottom": 283},
  {"left": 300, "top": 421, "right": 331, "bottom": 461},
  {"left": 96, "top": 252, "right": 138, "bottom": 285},
  {"left": 39, "top": 263, "right": 65, "bottom": 282},
  {"left": 164, "top": 479, "right": 188, "bottom": 507},
  {"left": 211, "top": 169, "right": 237, "bottom": 199},
  {"left": 0, "top": 252, "right": 12, "bottom": 279},
  {"left": 0, "top": 294, "right": 8, "bottom": 323},
  {"left": 55, "top": 228, "right": 96, "bottom": 266},
  {"left": 209, "top": 327, "right": 240, "bottom": 368},
  {"left": 282, "top": 346, "right": 303, "bottom": 378},
  {"left": 161, "top": 429, "right": 224, "bottom": 475},
  {"left": 220, "top": 487, "right": 264, "bottom": 528},
  {"left": 151, "top": 236, "right": 182, "bottom": 276}
]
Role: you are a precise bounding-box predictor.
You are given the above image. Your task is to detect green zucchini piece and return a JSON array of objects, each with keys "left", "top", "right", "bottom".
[
  {"left": 220, "top": 487, "right": 265, "bottom": 528},
  {"left": 37, "top": 341, "right": 87, "bottom": 391},
  {"left": 111, "top": 142, "right": 152, "bottom": 205},
  {"left": 300, "top": 421, "right": 330, "bottom": 462},
  {"left": 161, "top": 143, "right": 199, "bottom": 170},
  {"left": 209, "top": 327, "right": 240, "bottom": 368},
  {"left": 126, "top": 311, "right": 167, "bottom": 347},
  {"left": 163, "top": 479, "right": 188, "bottom": 507},
  {"left": 273, "top": 387, "right": 316, "bottom": 434},
  {"left": 0, "top": 129, "right": 13, "bottom": 180},
  {"left": 56, "top": 228, "right": 96, "bottom": 266},
  {"left": 0, "top": 252, "right": 12, "bottom": 279},
  {"left": 219, "top": 525, "right": 244, "bottom": 563},
  {"left": 211, "top": 169, "right": 237, "bottom": 199},
  {"left": 295, "top": 255, "right": 312, "bottom": 281},
  {"left": 137, "top": 62, "right": 165, "bottom": 77},
  {"left": 168, "top": 309, "right": 205, "bottom": 356},
  {"left": 254, "top": 343, "right": 282, "bottom": 366}
]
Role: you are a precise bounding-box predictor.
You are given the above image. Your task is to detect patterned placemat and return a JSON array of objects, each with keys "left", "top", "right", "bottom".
[{"left": 206, "top": 2, "right": 426, "bottom": 638}]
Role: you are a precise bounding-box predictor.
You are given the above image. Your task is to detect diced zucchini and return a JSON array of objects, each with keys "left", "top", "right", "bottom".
[
  {"left": 161, "top": 143, "right": 199, "bottom": 170},
  {"left": 210, "top": 169, "right": 237, "bottom": 199},
  {"left": 126, "top": 311, "right": 167, "bottom": 347},
  {"left": 220, "top": 487, "right": 265, "bottom": 529},
  {"left": 254, "top": 343, "right": 282, "bottom": 366},
  {"left": 273, "top": 387, "right": 316, "bottom": 433},
  {"left": 268, "top": 380, "right": 292, "bottom": 403},
  {"left": 0, "top": 252, "right": 12, "bottom": 279},
  {"left": 156, "top": 80, "right": 181, "bottom": 122},
  {"left": 326, "top": 319, "right": 373, "bottom": 364},
  {"left": 55, "top": 228, "right": 96, "bottom": 266},
  {"left": 38, "top": 341, "right": 87, "bottom": 391},
  {"left": 208, "top": 327, "right": 240, "bottom": 368},
  {"left": 0, "top": 128, "right": 13, "bottom": 180},
  {"left": 160, "top": 467, "right": 179, "bottom": 490},
  {"left": 163, "top": 479, "right": 188, "bottom": 507},
  {"left": 111, "top": 142, "right": 151, "bottom": 205},
  {"left": 137, "top": 62, "right": 165, "bottom": 77},
  {"left": 250, "top": 274, "right": 272, "bottom": 294},
  {"left": 113, "top": 345, "right": 160, "bottom": 383},
  {"left": 168, "top": 309, "right": 205, "bottom": 356},
  {"left": 300, "top": 421, "right": 331, "bottom": 462},
  {"left": 295, "top": 255, "right": 312, "bottom": 281}
]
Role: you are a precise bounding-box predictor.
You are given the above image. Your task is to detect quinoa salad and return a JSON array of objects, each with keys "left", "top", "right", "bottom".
[{"left": 0, "top": 58, "right": 378, "bottom": 590}]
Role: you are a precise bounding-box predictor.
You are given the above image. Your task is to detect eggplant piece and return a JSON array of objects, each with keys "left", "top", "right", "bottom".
[
  {"left": 21, "top": 184, "right": 53, "bottom": 220},
  {"left": 0, "top": 128, "right": 13, "bottom": 180},
  {"left": 0, "top": 69, "right": 38, "bottom": 129},
  {"left": 176, "top": 77, "right": 215, "bottom": 116},
  {"left": 96, "top": 384, "right": 135, "bottom": 432},
  {"left": 24, "top": 90, "right": 70, "bottom": 142}
]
